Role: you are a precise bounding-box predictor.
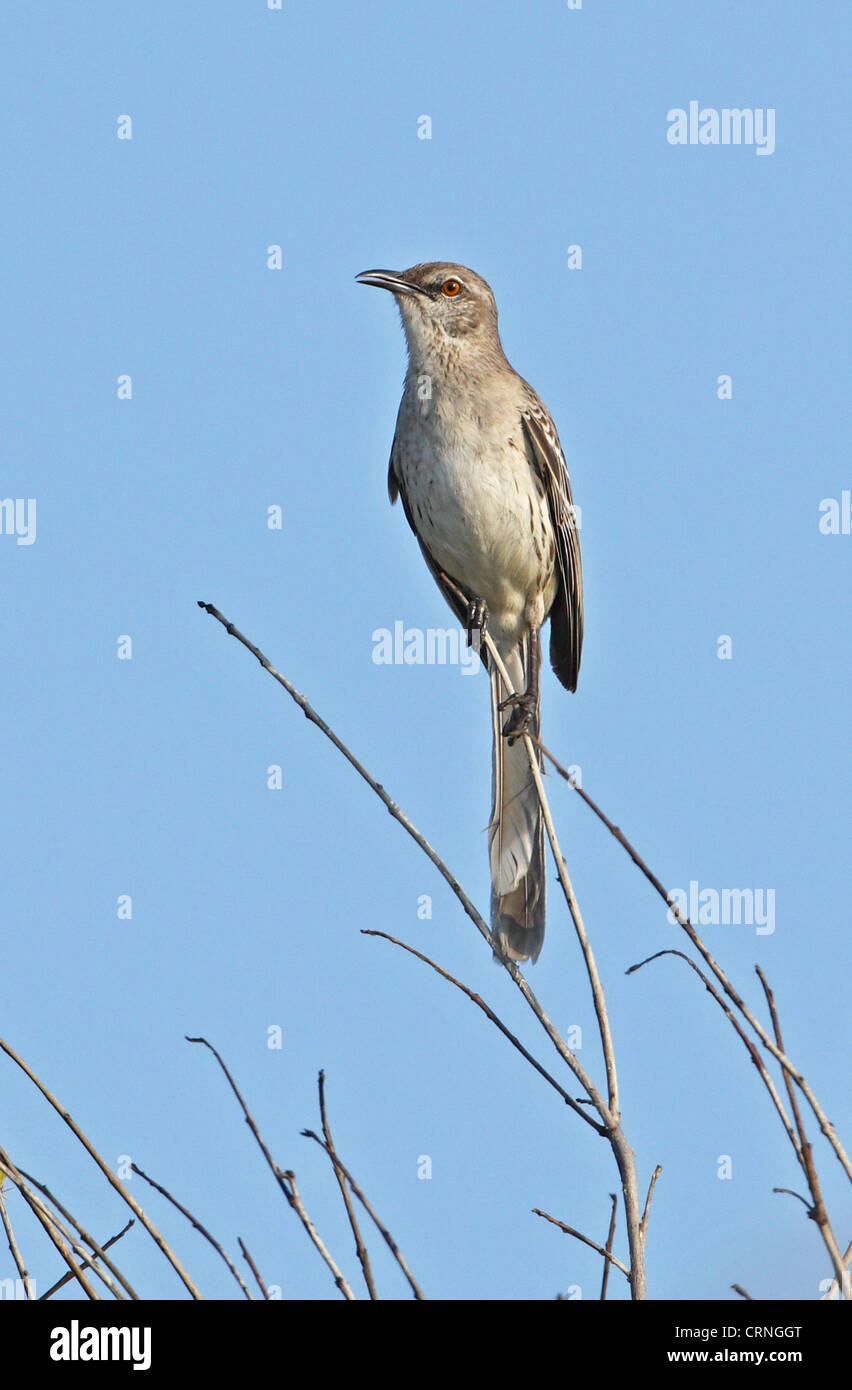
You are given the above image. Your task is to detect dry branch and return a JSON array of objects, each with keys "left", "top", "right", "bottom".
[
  {"left": 600, "top": 1194, "right": 618, "bottom": 1301},
  {"left": 39, "top": 1221, "right": 134, "bottom": 1302},
  {"left": 0, "top": 1184, "right": 33, "bottom": 1298},
  {"left": 536, "top": 738, "right": 852, "bottom": 1186},
  {"left": 302, "top": 1129, "right": 424, "bottom": 1300},
  {"left": 0, "top": 1035, "right": 202, "bottom": 1298},
  {"left": 533, "top": 1207, "right": 630, "bottom": 1281},
  {"left": 755, "top": 967, "right": 847, "bottom": 1286},
  {"left": 318, "top": 1072, "right": 378, "bottom": 1299},
  {"left": 131, "top": 1163, "right": 253, "bottom": 1300},
  {"left": 640, "top": 1165, "right": 663, "bottom": 1248},
  {"left": 238, "top": 1238, "right": 270, "bottom": 1300},
  {"left": 198, "top": 601, "right": 646, "bottom": 1295},
  {"left": 19, "top": 1168, "right": 139, "bottom": 1301},
  {"left": 363, "top": 929, "right": 603, "bottom": 1131},
  {"left": 186, "top": 1035, "right": 355, "bottom": 1300}
]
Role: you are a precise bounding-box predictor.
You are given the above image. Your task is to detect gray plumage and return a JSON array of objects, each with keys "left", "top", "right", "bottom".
[{"left": 357, "top": 262, "right": 583, "bottom": 962}]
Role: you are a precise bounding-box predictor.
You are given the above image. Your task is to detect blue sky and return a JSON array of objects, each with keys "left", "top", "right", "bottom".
[{"left": 1, "top": 0, "right": 849, "bottom": 1301}]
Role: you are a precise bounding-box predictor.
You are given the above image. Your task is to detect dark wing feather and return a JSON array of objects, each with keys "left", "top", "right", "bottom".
[{"left": 521, "top": 407, "right": 583, "bottom": 692}]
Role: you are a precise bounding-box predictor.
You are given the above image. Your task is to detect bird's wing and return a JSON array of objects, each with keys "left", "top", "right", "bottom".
[
  {"left": 521, "top": 404, "right": 584, "bottom": 692},
  {"left": 388, "top": 434, "right": 470, "bottom": 629}
]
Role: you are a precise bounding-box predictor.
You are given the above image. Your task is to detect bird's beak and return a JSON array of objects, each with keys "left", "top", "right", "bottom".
[{"left": 355, "top": 269, "right": 430, "bottom": 297}]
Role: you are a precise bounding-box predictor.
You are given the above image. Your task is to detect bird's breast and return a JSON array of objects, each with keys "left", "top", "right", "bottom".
[{"left": 395, "top": 398, "right": 557, "bottom": 637}]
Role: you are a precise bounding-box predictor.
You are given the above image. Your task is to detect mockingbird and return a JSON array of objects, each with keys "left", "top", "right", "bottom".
[{"left": 357, "top": 262, "right": 583, "bottom": 963}]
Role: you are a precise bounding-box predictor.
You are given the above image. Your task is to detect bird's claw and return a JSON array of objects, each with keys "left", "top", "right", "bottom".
[
  {"left": 499, "top": 693, "right": 536, "bottom": 744},
  {"left": 465, "top": 597, "right": 488, "bottom": 649}
]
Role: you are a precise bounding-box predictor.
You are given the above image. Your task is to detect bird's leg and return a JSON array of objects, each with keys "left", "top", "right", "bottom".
[
  {"left": 438, "top": 570, "right": 488, "bottom": 650},
  {"left": 464, "top": 597, "right": 488, "bottom": 651},
  {"left": 499, "top": 630, "right": 541, "bottom": 744}
]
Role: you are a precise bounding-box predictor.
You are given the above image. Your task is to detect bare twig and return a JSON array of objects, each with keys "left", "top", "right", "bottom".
[
  {"left": 628, "top": 949, "right": 851, "bottom": 1292},
  {"left": 732, "top": 1284, "right": 754, "bottom": 1300},
  {"left": 238, "top": 1238, "right": 269, "bottom": 1300},
  {"left": 532, "top": 1207, "right": 630, "bottom": 1280},
  {"left": 772, "top": 1188, "right": 811, "bottom": 1210},
  {"left": 0, "top": 1184, "right": 33, "bottom": 1299},
  {"left": 19, "top": 1169, "right": 139, "bottom": 1301},
  {"left": 279, "top": 1170, "right": 355, "bottom": 1300},
  {"left": 0, "top": 1153, "right": 104, "bottom": 1300},
  {"left": 197, "top": 604, "right": 608, "bottom": 1113},
  {"left": 317, "top": 1072, "right": 378, "bottom": 1299},
  {"left": 198, "top": 603, "right": 607, "bottom": 1121},
  {"left": 0, "top": 1035, "right": 202, "bottom": 1298},
  {"left": 600, "top": 1194, "right": 618, "bottom": 1301},
  {"left": 536, "top": 738, "right": 852, "bottom": 1185},
  {"left": 19, "top": 1199, "right": 100, "bottom": 1298},
  {"left": 640, "top": 1165, "right": 663, "bottom": 1247},
  {"left": 131, "top": 1163, "right": 253, "bottom": 1300},
  {"left": 756, "top": 966, "right": 847, "bottom": 1287},
  {"left": 628, "top": 950, "right": 803, "bottom": 1164},
  {"left": 301, "top": 1129, "right": 425, "bottom": 1300},
  {"left": 39, "top": 1221, "right": 134, "bottom": 1301},
  {"left": 363, "top": 930, "right": 604, "bottom": 1132},
  {"left": 186, "top": 1035, "right": 355, "bottom": 1300},
  {"left": 198, "top": 602, "right": 640, "bottom": 1292}
]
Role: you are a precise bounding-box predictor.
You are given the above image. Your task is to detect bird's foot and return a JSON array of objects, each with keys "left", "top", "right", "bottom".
[
  {"left": 465, "top": 597, "right": 488, "bottom": 650},
  {"left": 499, "top": 692, "right": 536, "bottom": 744}
]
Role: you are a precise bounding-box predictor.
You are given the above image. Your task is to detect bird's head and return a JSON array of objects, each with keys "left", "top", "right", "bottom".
[{"left": 356, "top": 262, "right": 500, "bottom": 362}]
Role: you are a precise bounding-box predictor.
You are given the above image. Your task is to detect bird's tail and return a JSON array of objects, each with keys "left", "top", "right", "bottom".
[{"left": 488, "top": 640, "right": 546, "bottom": 964}]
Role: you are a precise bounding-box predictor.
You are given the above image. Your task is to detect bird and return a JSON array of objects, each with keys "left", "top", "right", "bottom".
[{"left": 356, "top": 262, "right": 583, "bottom": 963}]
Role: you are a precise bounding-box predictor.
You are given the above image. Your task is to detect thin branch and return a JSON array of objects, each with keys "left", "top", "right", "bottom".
[
  {"left": 732, "top": 1284, "right": 754, "bottom": 1300},
  {"left": 772, "top": 1187, "right": 811, "bottom": 1210},
  {"left": 198, "top": 600, "right": 643, "bottom": 1294},
  {"left": 302, "top": 1130, "right": 425, "bottom": 1301},
  {"left": 39, "top": 1221, "right": 134, "bottom": 1301},
  {"left": 197, "top": 603, "right": 613, "bottom": 1129},
  {"left": 0, "top": 1035, "right": 202, "bottom": 1298},
  {"left": 536, "top": 737, "right": 852, "bottom": 1185},
  {"left": 600, "top": 1194, "right": 618, "bottom": 1301},
  {"left": 185, "top": 1035, "right": 355, "bottom": 1300},
  {"left": 279, "top": 1170, "right": 355, "bottom": 1300},
  {"left": 19, "top": 1169, "right": 139, "bottom": 1301},
  {"left": 527, "top": 744, "right": 619, "bottom": 1114},
  {"left": 532, "top": 1207, "right": 630, "bottom": 1280},
  {"left": 238, "top": 1238, "right": 269, "bottom": 1300},
  {"left": 363, "top": 930, "right": 604, "bottom": 1132},
  {"left": 628, "top": 950, "right": 804, "bottom": 1165},
  {"left": 640, "top": 1165, "right": 663, "bottom": 1247},
  {"left": 20, "top": 1198, "right": 100, "bottom": 1299},
  {"left": 317, "top": 1072, "right": 378, "bottom": 1299},
  {"left": 756, "top": 966, "right": 847, "bottom": 1287},
  {"left": 0, "top": 1185, "right": 33, "bottom": 1299},
  {"left": 0, "top": 1154, "right": 103, "bottom": 1300},
  {"left": 131, "top": 1163, "right": 253, "bottom": 1300}
]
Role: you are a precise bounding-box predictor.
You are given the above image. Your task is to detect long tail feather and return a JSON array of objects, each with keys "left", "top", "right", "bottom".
[{"left": 488, "top": 642, "right": 546, "bottom": 963}]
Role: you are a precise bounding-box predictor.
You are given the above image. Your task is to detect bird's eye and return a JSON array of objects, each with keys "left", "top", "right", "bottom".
[{"left": 441, "top": 279, "right": 461, "bottom": 297}]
